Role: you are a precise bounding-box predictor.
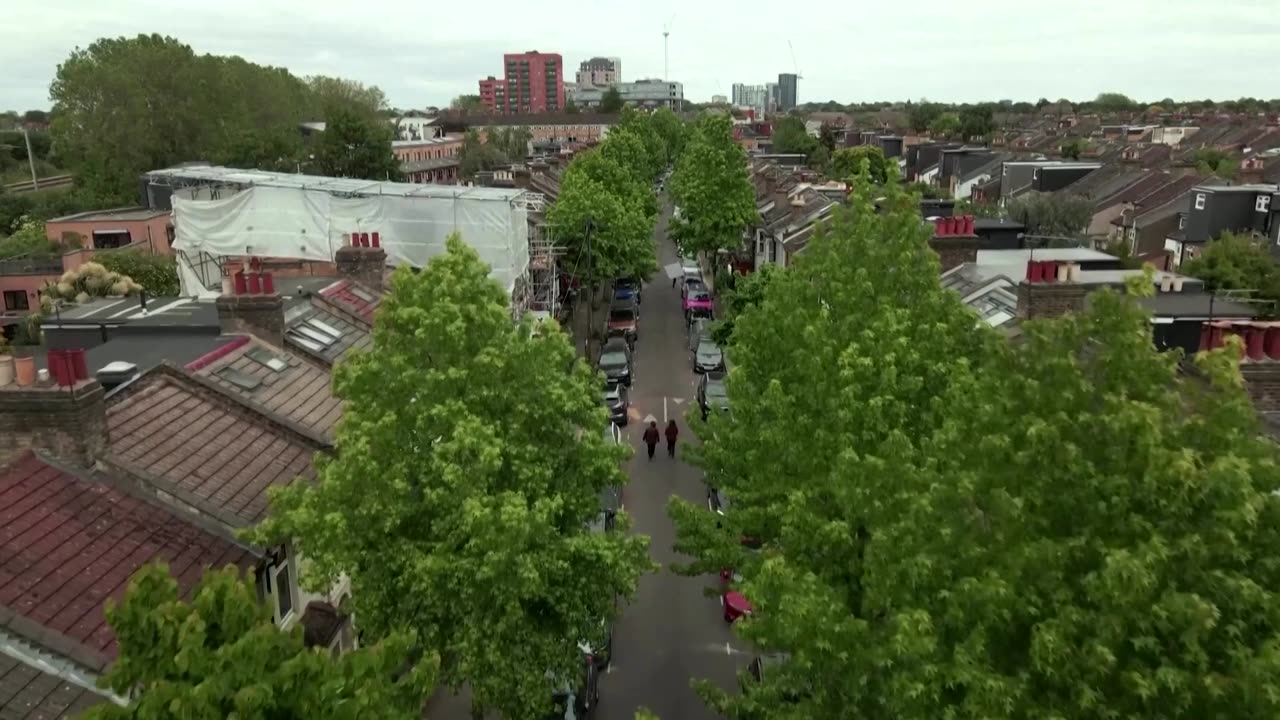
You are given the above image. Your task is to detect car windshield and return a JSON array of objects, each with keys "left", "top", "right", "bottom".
[
  {"left": 600, "top": 351, "right": 628, "bottom": 367},
  {"left": 609, "top": 308, "right": 635, "bottom": 321},
  {"left": 685, "top": 278, "right": 705, "bottom": 290},
  {"left": 697, "top": 341, "right": 720, "bottom": 356},
  {"left": 705, "top": 379, "right": 728, "bottom": 399},
  {"left": 603, "top": 387, "right": 621, "bottom": 402},
  {"left": 691, "top": 292, "right": 712, "bottom": 303}
]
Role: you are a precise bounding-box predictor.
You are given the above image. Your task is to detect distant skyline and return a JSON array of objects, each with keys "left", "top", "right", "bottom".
[{"left": 4, "top": 0, "right": 1279, "bottom": 112}]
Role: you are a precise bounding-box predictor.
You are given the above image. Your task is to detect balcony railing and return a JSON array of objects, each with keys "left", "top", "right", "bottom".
[{"left": 0, "top": 256, "right": 63, "bottom": 276}]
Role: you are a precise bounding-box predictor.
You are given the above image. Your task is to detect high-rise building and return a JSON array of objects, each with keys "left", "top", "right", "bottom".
[
  {"left": 485, "top": 51, "right": 564, "bottom": 114},
  {"left": 576, "top": 57, "right": 622, "bottom": 87},
  {"left": 478, "top": 76, "right": 506, "bottom": 113},
  {"left": 765, "top": 82, "right": 779, "bottom": 113},
  {"left": 731, "top": 83, "right": 747, "bottom": 106},
  {"left": 777, "top": 73, "right": 798, "bottom": 112},
  {"left": 572, "top": 79, "right": 684, "bottom": 111},
  {"left": 732, "top": 83, "right": 768, "bottom": 114}
]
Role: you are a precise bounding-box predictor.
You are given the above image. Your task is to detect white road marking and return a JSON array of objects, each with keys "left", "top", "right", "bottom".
[
  {"left": 663, "top": 396, "right": 668, "bottom": 423},
  {"left": 670, "top": 397, "right": 685, "bottom": 405},
  {"left": 725, "top": 642, "right": 732, "bottom": 656}
]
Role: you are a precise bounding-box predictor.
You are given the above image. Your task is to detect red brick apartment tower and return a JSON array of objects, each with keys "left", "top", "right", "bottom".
[
  {"left": 478, "top": 76, "right": 506, "bottom": 113},
  {"left": 501, "top": 51, "right": 564, "bottom": 114}
]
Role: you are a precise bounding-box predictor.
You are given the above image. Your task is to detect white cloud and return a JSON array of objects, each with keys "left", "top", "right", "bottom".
[{"left": 3, "top": 0, "right": 1278, "bottom": 111}]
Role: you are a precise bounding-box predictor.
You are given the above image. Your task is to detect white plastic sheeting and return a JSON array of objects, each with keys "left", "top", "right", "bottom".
[{"left": 171, "top": 184, "right": 529, "bottom": 295}]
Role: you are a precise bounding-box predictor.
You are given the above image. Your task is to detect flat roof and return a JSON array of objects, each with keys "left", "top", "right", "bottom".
[
  {"left": 145, "top": 165, "right": 526, "bottom": 202},
  {"left": 391, "top": 136, "right": 459, "bottom": 148},
  {"left": 975, "top": 248, "right": 1116, "bottom": 264},
  {"left": 47, "top": 207, "right": 168, "bottom": 223},
  {"left": 1197, "top": 183, "right": 1279, "bottom": 194}
]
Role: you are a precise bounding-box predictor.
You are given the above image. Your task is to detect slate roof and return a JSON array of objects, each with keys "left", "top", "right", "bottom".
[
  {"left": 1132, "top": 175, "right": 1213, "bottom": 223},
  {"left": 189, "top": 337, "right": 343, "bottom": 439},
  {"left": 314, "top": 279, "right": 382, "bottom": 326},
  {"left": 103, "top": 364, "right": 325, "bottom": 528},
  {"left": 0, "top": 452, "right": 257, "bottom": 669},
  {"left": 283, "top": 300, "right": 373, "bottom": 367},
  {"left": 0, "top": 652, "right": 108, "bottom": 719}
]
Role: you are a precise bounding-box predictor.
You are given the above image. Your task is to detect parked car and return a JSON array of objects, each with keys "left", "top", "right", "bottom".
[
  {"left": 681, "top": 276, "right": 707, "bottom": 300},
  {"left": 545, "top": 657, "right": 600, "bottom": 720},
  {"left": 720, "top": 568, "right": 753, "bottom": 624},
  {"left": 693, "top": 337, "right": 725, "bottom": 373},
  {"left": 698, "top": 371, "right": 730, "bottom": 420},
  {"left": 687, "top": 317, "right": 713, "bottom": 351},
  {"left": 613, "top": 276, "right": 641, "bottom": 305},
  {"left": 684, "top": 291, "right": 714, "bottom": 319},
  {"left": 603, "top": 384, "right": 629, "bottom": 426},
  {"left": 681, "top": 256, "right": 700, "bottom": 279},
  {"left": 597, "top": 338, "right": 632, "bottom": 386},
  {"left": 606, "top": 298, "right": 639, "bottom": 342}
]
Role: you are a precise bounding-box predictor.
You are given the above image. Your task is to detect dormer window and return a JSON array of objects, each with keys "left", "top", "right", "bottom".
[
  {"left": 1194, "top": 193, "right": 1206, "bottom": 210},
  {"left": 1257, "top": 195, "right": 1271, "bottom": 213}
]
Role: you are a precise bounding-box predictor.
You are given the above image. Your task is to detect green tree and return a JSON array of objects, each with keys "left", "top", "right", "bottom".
[
  {"left": 769, "top": 116, "right": 816, "bottom": 156},
  {"left": 668, "top": 175, "right": 998, "bottom": 718},
  {"left": 648, "top": 108, "right": 687, "bottom": 160},
  {"left": 84, "top": 564, "right": 434, "bottom": 720},
  {"left": 0, "top": 216, "right": 58, "bottom": 259},
  {"left": 709, "top": 263, "right": 779, "bottom": 346},
  {"left": 828, "top": 146, "right": 890, "bottom": 185},
  {"left": 450, "top": 94, "right": 485, "bottom": 113},
  {"left": 1092, "top": 91, "right": 1138, "bottom": 112},
  {"left": 817, "top": 123, "right": 838, "bottom": 152},
  {"left": 96, "top": 250, "right": 181, "bottom": 296},
  {"left": 1002, "top": 190, "right": 1093, "bottom": 239},
  {"left": 599, "top": 86, "right": 625, "bottom": 113},
  {"left": 669, "top": 114, "right": 757, "bottom": 256},
  {"left": 904, "top": 180, "right": 949, "bottom": 200},
  {"left": 253, "top": 237, "right": 652, "bottom": 720},
  {"left": 1060, "top": 138, "right": 1085, "bottom": 160},
  {"left": 907, "top": 100, "right": 942, "bottom": 133},
  {"left": 1193, "top": 148, "right": 1238, "bottom": 178},
  {"left": 550, "top": 164, "right": 656, "bottom": 281},
  {"left": 316, "top": 107, "right": 402, "bottom": 181},
  {"left": 928, "top": 111, "right": 961, "bottom": 138},
  {"left": 306, "top": 75, "right": 388, "bottom": 120},
  {"left": 565, "top": 99, "right": 581, "bottom": 114},
  {"left": 958, "top": 104, "right": 994, "bottom": 141},
  {"left": 1182, "top": 231, "right": 1280, "bottom": 313},
  {"left": 459, "top": 128, "right": 508, "bottom": 178}
]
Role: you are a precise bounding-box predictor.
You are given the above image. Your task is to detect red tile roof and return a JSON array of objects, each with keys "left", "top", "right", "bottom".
[
  {"left": 315, "top": 279, "right": 382, "bottom": 326},
  {"left": 104, "top": 365, "right": 324, "bottom": 527},
  {"left": 0, "top": 452, "right": 256, "bottom": 666}
]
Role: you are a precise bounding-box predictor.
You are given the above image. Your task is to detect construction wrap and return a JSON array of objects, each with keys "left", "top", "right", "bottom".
[{"left": 172, "top": 185, "right": 530, "bottom": 293}]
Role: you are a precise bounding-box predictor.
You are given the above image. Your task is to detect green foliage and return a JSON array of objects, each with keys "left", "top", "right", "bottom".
[
  {"left": 599, "top": 86, "right": 625, "bottom": 113},
  {"left": 769, "top": 116, "right": 816, "bottom": 156},
  {"left": 0, "top": 217, "right": 57, "bottom": 259},
  {"left": 49, "top": 34, "right": 388, "bottom": 204},
  {"left": 0, "top": 187, "right": 97, "bottom": 235},
  {"left": 491, "top": 126, "right": 533, "bottom": 161},
  {"left": 1060, "top": 138, "right": 1085, "bottom": 160},
  {"left": 1091, "top": 91, "right": 1139, "bottom": 112},
  {"left": 817, "top": 123, "right": 837, "bottom": 152},
  {"left": 252, "top": 236, "right": 653, "bottom": 720},
  {"left": 1182, "top": 231, "right": 1280, "bottom": 314},
  {"left": 84, "top": 564, "right": 434, "bottom": 720},
  {"left": 904, "top": 181, "right": 949, "bottom": 200},
  {"left": 95, "top": 250, "right": 180, "bottom": 296},
  {"left": 459, "top": 129, "right": 507, "bottom": 179},
  {"left": 40, "top": 261, "right": 141, "bottom": 309},
  {"left": 958, "top": 104, "right": 995, "bottom": 141},
  {"left": 1194, "top": 148, "right": 1238, "bottom": 178},
  {"left": 450, "top": 94, "right": 485, "bottom": 112},
  {"left": 316, "top": 108, "right": 402, "bottom": 181},
  {"left": 709, "top": 264, "right": 779, "bottom": 346},
  {"left": 828, "top": 146, "right": 890, "bottom": 185},
  {"left": 907, "top": 100, "right": 942, "bottom": 133},
  {"left": 669, "top": 114, "right": 757, "bottom": 256},
  {"left": 549, "top": 158, "right": 655, "bottom": 281},
  {"left": 648, "top": 107, "right": 687, "bottom": 159},
  {"left": 672, "top": 158, "right": 1280, "bottom": 720},
  {"left": 1100, "top": 236, "right": 1144, "bottom": 269},
  {"left": 1002, "top": 190, "right": 1093, "bottom": 239},
  {"left": 928, "top": 111, "right": 961, "bottom": 138}
]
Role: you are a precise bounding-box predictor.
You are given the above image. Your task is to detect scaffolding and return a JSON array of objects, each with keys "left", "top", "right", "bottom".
[{"left": 525, "top": 219, "right": 562, "bottom": 321}]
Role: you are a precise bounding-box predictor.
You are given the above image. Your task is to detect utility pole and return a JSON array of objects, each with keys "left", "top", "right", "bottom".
[
  {"left": 21, "top": 126, "right": 38, "bottom": 191},
  {"left": 583, "top": 218, "right": 595, "bottom": 358}
]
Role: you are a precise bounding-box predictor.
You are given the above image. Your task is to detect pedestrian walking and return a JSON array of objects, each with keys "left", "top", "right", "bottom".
[
  {"left": 643, "top": 421, "right": 660, "bottom": 460},
  {"left": 665, "top": 419, "right": 679, "bottom": 458}
]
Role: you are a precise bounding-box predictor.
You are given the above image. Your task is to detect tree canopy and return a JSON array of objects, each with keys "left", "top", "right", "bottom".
[
  {"left": 769, "top": 116, "right": 817, "bottom": 157},
  {"left": 1002, "top": 190, "right": 1093, "bottom": 240},
  {"left": 316, "top": 107, "right": 401, "bottom": 181},
  {"left": 84, "top": 564, "right": 434, "bottom": 720},
  {"left": 827, "top": 146, "right": 890, "bottom": 185},
  {"left": 49, "top": 34, "right": 390, "bottom": 204},
  {"left": 670, "top": 168, "right": 1280, "bottom": 720},
  {"left": 450, "top": 94, "right": 485, "bottom": 113},
  {"left": 599, "top": 86, "right": 625, "bottom": 113},
  {"left": 907, "top": 100, "right": 942, "bottom": 133},
  {"left": 928, "top": 111, "right": 961, "bottom": 139},
  {"left": 252, "top": 237, "right": 652, "bottom": 720},
  {"left": 1182, "top": 231, "right": 1280, "bottom": 314},
  {"left": 668, "top": 114, "right": 757, "bottom": 256}
]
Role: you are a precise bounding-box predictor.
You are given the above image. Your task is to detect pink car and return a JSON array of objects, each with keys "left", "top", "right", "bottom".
[
  {"left": 684, "top": 290, "right": 714, "bottom": 316},
  {"left": 720, "top": 567, "right": 753, "bottom": 623}
]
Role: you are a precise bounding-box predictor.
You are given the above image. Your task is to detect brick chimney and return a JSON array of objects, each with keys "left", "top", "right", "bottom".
[
  {"left": 928, "top": 214, "right": 981, "bottom": 272},
  {"left": 774, "top": 186, "right": 791, "bottom": 215},
  {"left": 1016, "top": 260, "right": 1090, "bottom": 319},
  {"left": 511, "top": 166, "right": 532, "bottom": 190},
  {"left": 0, "top": 350, "right": 106, "bottom": 468},
  {"left": 335, "top": 234, "right": 388, "bottom": 293},
  {"left": 789, "top": 195, "right": 808, "bottom": 222},
  {"left": 216, "top": 269, "right": 285, "bottom": 346}
]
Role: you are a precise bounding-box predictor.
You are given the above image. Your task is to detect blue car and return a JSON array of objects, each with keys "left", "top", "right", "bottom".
[{"left": 613, "top": 277, "right": 641, "bottom": 304}]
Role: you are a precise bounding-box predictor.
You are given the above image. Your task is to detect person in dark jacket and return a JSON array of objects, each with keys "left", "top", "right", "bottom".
[
  {"left": 665, "top": 419, "right": 679, "bottom": 458},
  {"left": 643, "top": 421, "right": 660, "bottom": 460}
]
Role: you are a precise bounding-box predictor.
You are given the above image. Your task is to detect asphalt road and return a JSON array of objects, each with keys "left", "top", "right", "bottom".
[{"left": 427, "top": 198, "right": 748, "bottom": 719}]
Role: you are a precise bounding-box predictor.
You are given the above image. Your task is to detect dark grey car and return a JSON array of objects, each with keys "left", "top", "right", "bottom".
[{"left": 597, "top": 338, "right": 632, "bottom": 387}]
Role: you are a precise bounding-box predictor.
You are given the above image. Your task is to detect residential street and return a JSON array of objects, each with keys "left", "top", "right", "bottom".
[{"left": 427, "top": 198, "right": 748, "bottom": 719}]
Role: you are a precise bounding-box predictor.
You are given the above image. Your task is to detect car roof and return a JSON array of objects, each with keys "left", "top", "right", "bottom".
[
  {"left": 705, "top": 370, "right": 727, "bottom": 382},
  {"left": 602, "top": 338, "right": 629, "bottom": 351}
]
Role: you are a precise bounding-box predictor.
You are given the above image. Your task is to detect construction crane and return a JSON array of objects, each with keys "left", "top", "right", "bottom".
[
  {"left": 787, "top": 40, "right": 804, "bottom": 79},
  {"left": 663, "top": 15, "right": 676, "bottom": 81}
]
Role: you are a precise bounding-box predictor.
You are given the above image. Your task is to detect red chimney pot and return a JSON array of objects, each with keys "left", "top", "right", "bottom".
[
  {"left": 47, "top": 350, "right": 71, "bottom": 387},
  {"left": 246, "top": 272, "right": 262, "bottom": 295},
  {"left": 1198, "top": 324, "right": 1211, "bottom": 353},
  {"left": 963, "top": 215, "right": 975, "bottom": 235},
  {"left": 1266, "top": 326, "right": 1280, "bottom": 360},
  {"left": 69, "top": 348, "right": 89, "bottom": 381},
  {"left": 1247, "top": 325, "right": 1267, "bottom": 361},
  {"left": 371, "top": 231, "right": 381, "bottom": 248},
  {"left": 233, "top": 271, "right": 248, "bottom": 295},
  {"left": 1209, "top": 323, "right": 1225, "bottom": 351},
  {"left": 934, "top": 217, "right": 945, "bottom": 236},
  {"left": 261, "top": 272, "right": 275, "bottom": 294}
]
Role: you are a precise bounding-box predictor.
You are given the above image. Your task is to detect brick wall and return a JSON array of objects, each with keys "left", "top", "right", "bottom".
[
  {"left": 0, "top": 380, "right": 106, "bottom": 468},
  {"left": 335, "top": 247, "right": 387, "bottom": 293},
  {"left": 1016, "top": 282, "right": 1091, "bottom": 319},
  {"left": 928, "top": 236, "right": 980, "bottom": 272},
  {"left": 216, "top": 294, "right": 285, "bottom": 346}
]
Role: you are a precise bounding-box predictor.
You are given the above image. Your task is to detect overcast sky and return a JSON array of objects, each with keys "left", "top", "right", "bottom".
[{"left": 4, "top": 0, "right": 1278, "bottom": 112}]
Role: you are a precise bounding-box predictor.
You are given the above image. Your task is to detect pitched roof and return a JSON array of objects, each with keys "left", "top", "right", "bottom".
[
  {"left": 313, "top": 279, "right": 382, "bottom": 326},
  {"left": 0, "top": 652, "right": 109, "bottom": 718},
  {"left": 283, "top": 299, "right": 373, "bottom": 367},
  {"left": 1133, "top": 175, "right": 1212, "bottom": 222},
  {"left": 104, "top": 365, "right": 325, "bottom": 528},
  {"left": 189, "top": 337, "right": 343, "bottom": 439},
  {"left": 0, "top": 452, "right": 257, "bottom": 669}
]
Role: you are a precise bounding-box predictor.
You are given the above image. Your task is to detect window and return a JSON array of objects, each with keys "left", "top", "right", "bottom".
[
  {"left": 1257, "top": 195, "right": 1271, "bottom": 213},
  {"left": 1178, "top": 215, "right": 1186, "bottom": 229},
  {"left": 272, "top": 558, "right": 294, "bottom": 623},
  {"left": 287, "top": 317, "right": 343, "bottom": 352},
  {"left": 3, "top": 290, "right": 29, "bottom": 311},
  {"left": 1194, "top": 193, "right": 1206, "bottom": 210},
  {"left": 92, "top": 230, "right": 131, "bottom": 249},
  {"left": 1127, "top": 227, "right": 1136, "bottom": 242},
  {"left": 216, "top": 366, "right": 262, "bottom": 391},
  {"left": 246, "top": 346, "right": 288, "bottom": 372}
]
